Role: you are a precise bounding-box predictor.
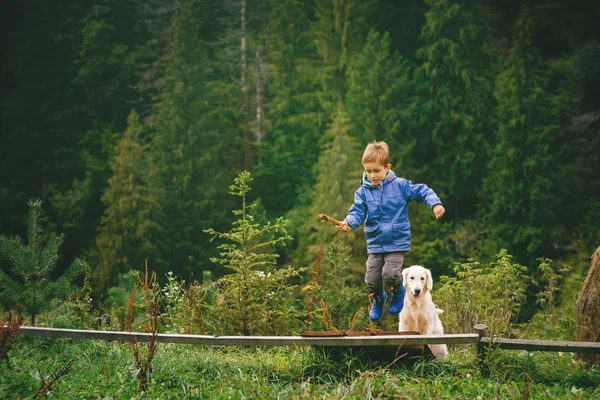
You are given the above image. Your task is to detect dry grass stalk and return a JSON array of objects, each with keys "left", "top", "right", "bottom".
[
  {"left": 320, "top": 300, "right": 335, "bottom": 331},
  {"left": 126, "top": 261, "right": 161, "bottom": 393},
  {"left": 347, "top": 308, "right": 364, "bottom": 332},
  {"left": 303, "top": 245, "right": 323, "bottom": 331},
  {"left": 0, "top": 309, "right": 24, "bottom": 362}
]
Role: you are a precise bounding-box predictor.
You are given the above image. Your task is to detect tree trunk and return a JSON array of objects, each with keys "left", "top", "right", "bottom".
[
  {"left": 241, "top": 0, "right": 250, "bottom": 169},
  {"left": 576, "top": 245, "right": 600, "bottom": 365},
  {"left": 255, "top": 50, "right": 263, "bottom": 144}
]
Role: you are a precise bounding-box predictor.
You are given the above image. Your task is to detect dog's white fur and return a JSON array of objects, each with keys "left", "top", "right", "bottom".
[{"left": 398, "top": 265, "right": 448, "bottom": 359}]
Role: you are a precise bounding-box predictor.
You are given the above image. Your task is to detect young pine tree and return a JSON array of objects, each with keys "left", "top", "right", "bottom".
[
  {"left": 204, "top": 171, "right": 303, "bottom": 336},
  {"left": 0, "top": 199, "right": 86, "bottom": 325}
]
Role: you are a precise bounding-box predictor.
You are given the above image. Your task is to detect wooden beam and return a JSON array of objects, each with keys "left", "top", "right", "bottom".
[
  {"left": 481, "top": 337, "right": 600, "bottom": 353},
  {"left": 15, "top": 326, "right": 480, "bottom": 347}
]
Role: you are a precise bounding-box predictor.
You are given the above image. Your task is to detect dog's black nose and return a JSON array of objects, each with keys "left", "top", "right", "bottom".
[{"left": 414, "top": 289, "right": 421, "bottom": 295}]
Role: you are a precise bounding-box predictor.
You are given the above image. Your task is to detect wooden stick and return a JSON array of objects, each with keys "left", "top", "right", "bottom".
[{"left": 317, "top": 214, "right": 350, "bottom": 231}]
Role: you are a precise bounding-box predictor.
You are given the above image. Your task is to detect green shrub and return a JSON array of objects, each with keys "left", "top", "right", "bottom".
[
  {"left": 160, "top": 270, "right": 216, "bottom": 334},
  {"left": 105, "top": 270, "right": 142, "bottom": 331},
  {"left": 435, "top": 249, "right": 530, "bottom": 336},
  {"left": 519, "top": 258, "right": 580, "bottom": 340}
]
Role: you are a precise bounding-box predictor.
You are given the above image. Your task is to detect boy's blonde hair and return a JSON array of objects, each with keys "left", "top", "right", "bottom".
[{"left": 362, "top": 141, "right": 390, "bottom": 166}]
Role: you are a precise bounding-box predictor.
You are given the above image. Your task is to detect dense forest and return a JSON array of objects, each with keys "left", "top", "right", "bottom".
[{"left": 1, "top": 0, "right": 599, "bottom": 303}]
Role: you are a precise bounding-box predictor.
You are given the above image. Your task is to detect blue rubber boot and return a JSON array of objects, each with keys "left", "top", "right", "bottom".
[
  {"left": 369, "top": 291, "right": 387, "bottom": 321},
  {"left": 388, "top": 285, "right": 405, "bottom": 315}
]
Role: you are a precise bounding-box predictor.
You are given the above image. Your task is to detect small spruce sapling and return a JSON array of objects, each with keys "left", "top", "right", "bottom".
[
  {"left": 0, "top": 199, "right": 87, "bottom": 325},
  {"left": 204, "top": 171, "right": 302, "bottom": 336}
]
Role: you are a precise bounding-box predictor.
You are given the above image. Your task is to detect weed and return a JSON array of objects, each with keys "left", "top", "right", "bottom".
[
  {"left": 126, "top": 263, "right": 160, "bottom": 393},
  {"left": 0, "top": 309, "right": 23, "bottom": 363}
]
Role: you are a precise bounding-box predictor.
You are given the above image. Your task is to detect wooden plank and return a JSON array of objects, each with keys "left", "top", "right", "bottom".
[
  {"left": 15, "top": 326, "right": 480, "bottom": 347},
  {"left": 481, "top": 337, "right": 600, "bottom": 353}
]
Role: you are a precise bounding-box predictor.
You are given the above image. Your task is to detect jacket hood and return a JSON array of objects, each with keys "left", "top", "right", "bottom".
[{"left": 361, "top": 170, "right": 396, "bottom": 188}]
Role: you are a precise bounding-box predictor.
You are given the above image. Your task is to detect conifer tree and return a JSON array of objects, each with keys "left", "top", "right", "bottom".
[
  {"left": 256, "top": 0, "right": 373, "bottom": 220},
  {"left": 312, "top": 0, "right": 375, "bottom": 112},
  {"left": 345, "top": 29, "right": 412, "bottom": 150},
  {"left": 484, "top": 8, "right": 568, "bottom": 262},
  {"left": 254, "top": 0, "right": 323, "bottom": 218},
  {"left": 149, "top": 0, "right": 238, "bottom": 277},
  {"left": 290, "top": 107, "right": 364, "bottom": 270},
  {"left": 76, "top": 0, "right": 149, "bottom": 124},
  {"left": 92, "top": 110, "right": 166, "bottom": 293},
  {"left": 0, "top": 199, "right": 86, "bottom": 325},
  {"left": 410, "top": 0, "right": 494, "bottom": 221},
  {"left": 44, "top": 0, "right": 156, "bottom": 276}
]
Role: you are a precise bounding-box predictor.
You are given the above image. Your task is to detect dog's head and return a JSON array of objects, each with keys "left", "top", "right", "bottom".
[{"left": 402, "top": 265, "right": 433, "bottom": 301}]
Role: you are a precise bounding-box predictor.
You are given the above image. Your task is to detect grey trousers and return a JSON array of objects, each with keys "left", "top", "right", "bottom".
[{"left": 365, "top": 252, "right": 405, "bottom": 294}]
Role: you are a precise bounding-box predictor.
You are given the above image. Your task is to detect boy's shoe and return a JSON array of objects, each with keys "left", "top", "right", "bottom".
[
  {"left": 388, "top": 285, "right": 406, "bottom": 315},
  {"left": 369, "top": 291, "right": 387, "bottom": 321}
]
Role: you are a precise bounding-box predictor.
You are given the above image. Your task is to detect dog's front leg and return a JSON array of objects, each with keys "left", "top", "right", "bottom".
[{"left": 425, "top": 320, "right": 448, "bottom": 359}]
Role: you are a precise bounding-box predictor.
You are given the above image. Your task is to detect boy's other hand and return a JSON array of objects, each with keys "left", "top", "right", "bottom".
[
  {"left": 433, "top": 204, "right": 445, "bottom": 219},
  {"left": 337, "top": 221, "right": 351, "bottom": 232}
]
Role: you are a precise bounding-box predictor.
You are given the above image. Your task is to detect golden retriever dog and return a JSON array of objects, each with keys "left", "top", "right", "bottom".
[{"left": 398, "top": 265, "right": 448, "bottom": 359}]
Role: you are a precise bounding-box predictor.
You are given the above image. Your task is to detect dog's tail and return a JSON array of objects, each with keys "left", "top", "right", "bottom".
[{"left": 435, "top": 308, "right": 444, "bottom": 314}]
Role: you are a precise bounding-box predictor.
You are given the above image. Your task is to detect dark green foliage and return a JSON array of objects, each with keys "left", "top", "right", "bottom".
[
  {"left": 149, "top": 0, "right": 240, "bottom": 280},
  {"left": 0, "top": 2, "right": 92, "bottom": 246},
  {"left": 312, "top": 0, "right": 376, "bottom": 111},
  {"left": 409, "top": 0, "right": 494, "bottom": 221},
  {"left": 345, "top": 29, "right": 412, "bottom": 150},
  {"left": 254, "top": 0, "right": 324, "bottom": 218},
  {"left": 0, "top": 200, "right": 86, "bottom": 325},
  {"left": 76, "top": 0, "right": 149, "bottom": 123},
  {"left": 1, "top": 0, "right": 600, "bottom": 323},
  {"left": 484, "top": 8, "right": 569, "bottom": 264}
]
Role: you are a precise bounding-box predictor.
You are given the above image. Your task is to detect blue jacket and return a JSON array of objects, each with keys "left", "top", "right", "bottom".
[{"left": 343, "top": 170, "right": 442, "bottom": 254}]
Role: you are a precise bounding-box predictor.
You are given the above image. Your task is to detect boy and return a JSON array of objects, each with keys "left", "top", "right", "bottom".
[{"left": 337, "top": 141, "right": 445, "bottom": 321}]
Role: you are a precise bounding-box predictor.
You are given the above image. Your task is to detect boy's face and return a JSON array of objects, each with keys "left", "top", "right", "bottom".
[{"left": 363, "top": 161, "right": 391, "bottom": 186}]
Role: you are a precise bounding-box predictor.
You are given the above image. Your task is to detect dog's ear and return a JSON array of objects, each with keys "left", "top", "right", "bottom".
[
  {"left": 402, "top": 268, "right": 409, "bottom": 289},
  {"left": 425, "top": 269, "right": 433, "bottom": 291}
]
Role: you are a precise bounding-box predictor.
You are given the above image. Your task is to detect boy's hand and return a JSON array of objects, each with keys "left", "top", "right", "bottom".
[
  {"left": 336, "top": 221, "right": 351, "bottom": 232},
  {"left": 432, "top": 204, "right": 445, "bottom": 219}
]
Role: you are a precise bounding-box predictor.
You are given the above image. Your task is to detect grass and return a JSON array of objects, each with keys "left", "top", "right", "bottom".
[{"left": 1, "top": 338, "right": 599, "bottom": 399}]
